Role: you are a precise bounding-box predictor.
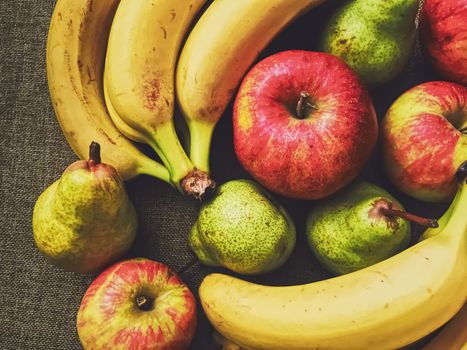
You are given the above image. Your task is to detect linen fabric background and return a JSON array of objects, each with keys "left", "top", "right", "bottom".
[{"left": 0, "top": 0, "right": 449, "bottom": 349}]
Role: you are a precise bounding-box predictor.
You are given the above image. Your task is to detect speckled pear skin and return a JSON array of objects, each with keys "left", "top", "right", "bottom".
[
  {"left": 32, "top": 161, "right": 137, "bottom": 274},
  {"left": 321, "top": 0, "right": 419, "bottom": 86},
  {"left": 306, "top": 182, "right": 411, "bottom": 276},
  {"left": 189, "top": 179, "right": 296, "bottom": 275}
]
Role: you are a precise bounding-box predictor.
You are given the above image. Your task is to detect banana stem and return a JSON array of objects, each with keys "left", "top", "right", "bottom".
[
  {"left": 137, "top": 157, "right": 172, "bottom": 185},
  {"left": 380, "top": 207, "right": 438, "bottom": 228},
  {"left": 188, "top": 121, "right": 214, "bottom": 173},
  {"left": 147, "top": 122, "right": 195, "bottom": 186},
  {"left": 88, "top": 142, "right": 101, "bottom": 170}
]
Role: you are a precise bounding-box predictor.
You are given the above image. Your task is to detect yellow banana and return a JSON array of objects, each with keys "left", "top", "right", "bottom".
[
  {"left": 199, "top": 164, "right": 467, "bottom": 350},
  {"left": 46, "top": 0, "right": 170, "bottom": 183},
  {"left": 176, "top": 0, "right": 327, "bottom": 173},
  {"left": 422, "top": 302, "right": 467, "bottom": 350},
  {"left": 104, "top": 0, "right": 213, "bottom": 196}
]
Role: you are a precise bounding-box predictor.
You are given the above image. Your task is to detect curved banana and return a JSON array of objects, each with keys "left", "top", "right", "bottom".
[
  {"left": 199, "top": 165, "right": 467, "bottom": 350},
  {"left": 104, "top": 0, "right": 213, "bottom": 196},
  {"left": 422, "top": 302, "right": 467, "bottom": 350},
  {"left": 176, "top": 0, "right": 327, "bottom": 173},
  {"left": 46, "top": 0, "right": 170, "bottom": 183}
]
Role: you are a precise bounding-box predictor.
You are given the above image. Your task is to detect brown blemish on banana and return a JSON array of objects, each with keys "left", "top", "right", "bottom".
[
  {"left": 160, "top": 26, "right": 167, "bottom": 39},
  {"left": 143, "top": 77, "right": 161, "bottom": 111},
  {"left": 170, "top": 9, "right": 176, "bottom": 21}
]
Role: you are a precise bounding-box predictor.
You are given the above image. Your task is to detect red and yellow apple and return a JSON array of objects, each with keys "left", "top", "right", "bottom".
[
  {"left": 382, "top": 81, "right": 467, "bottom": 202},
  {"left": 419, "top": 0, "right": 467, "bottom": 85},
  {"left": 233, "top": 50, "right": 378, "bottom": 200},
  {"left": 77, "top": 258, "right": 197, "bottom": 350}
]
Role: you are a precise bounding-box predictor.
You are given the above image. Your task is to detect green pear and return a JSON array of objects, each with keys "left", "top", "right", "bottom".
[
  {"left": 189, "top": 179, "right": 296, "bottom": 275},
  {"left": 306, "top": 182, "right": 437, "bottom": 275},
  {"left": 32, "top": 142, "right": 137, "bottom": 274},
  {"left": 320, "top": 0, "right": 420, "bottom": 86}
]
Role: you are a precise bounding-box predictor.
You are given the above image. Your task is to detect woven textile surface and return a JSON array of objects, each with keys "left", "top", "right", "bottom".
[{"left": 0, "top": 0, "right": 449, "bottom": 349}]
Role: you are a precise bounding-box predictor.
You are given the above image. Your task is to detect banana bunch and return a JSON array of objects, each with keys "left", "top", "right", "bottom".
[
  {"left": 176, "top": 0, "right": 326, "bottom": 173},
  {"left": 46, "top": 0, "right": 170, "bottom": 183},
  {"left": 199, "top": 164, "right": 467, "bottom": 350},
  {"left": 47, "top": 0, "right": 214, "bottom": 197}
]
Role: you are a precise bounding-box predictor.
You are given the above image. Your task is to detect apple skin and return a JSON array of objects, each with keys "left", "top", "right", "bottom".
[
  {"left": 419, "top": 0, "right": 467, "bottom": 85},
  {"left": 233, "top": 50, "right": 378, "bottom": 200},
  {"left": 77, "top": 258, "right": 197, "bottom": 350},
  {"left": 382, "top": 81, "right": 467, "bottom": 202}
]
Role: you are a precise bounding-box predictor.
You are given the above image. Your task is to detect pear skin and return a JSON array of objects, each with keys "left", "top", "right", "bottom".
[
  {"left": 306, "top": 182, "right": 412, "bottom": 275},
  {"left": 321, "top": 0, "right": 420, "bottom": 86},
  {"left": 189, "top": 180, "right": 296, "bottom": 275},
  {"left": 32, "top": 143, "right": 137, "bottom": 274}
]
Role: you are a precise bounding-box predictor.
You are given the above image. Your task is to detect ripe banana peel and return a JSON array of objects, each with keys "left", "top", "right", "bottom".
[
  {"left": 46, "top": 0, "right": 170, "bottom": 183},
  {"left": 200, "top": 163, "right": 467, "bottom": 350},
  {"left": 176, "top": 0, "right": 327, "bottom": 173},
  {"left": 422, "top": 302, "right": 467, "bottom": 350},
  {"left": 104, "top": 0, "right": 214, "bottom": 197}
]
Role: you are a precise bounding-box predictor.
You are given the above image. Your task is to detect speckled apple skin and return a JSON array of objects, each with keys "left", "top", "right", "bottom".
[
  {"left": 189, "top": 180, "right": 296, "bottom": 275},
  {"left": 321, "top": 0, "right": 419, "bottom": 86},
  {"left": 77, "top": 258, "right": 197, "bottom": 350},
  {"left": 233, "top": 51, "right": 378, "bottom": 200},
  {"left": 382, "top": 81, "right": 467, "bottom": 202},
  {"left": 420, "top": 0, "right": 467, "bottom": 85}
]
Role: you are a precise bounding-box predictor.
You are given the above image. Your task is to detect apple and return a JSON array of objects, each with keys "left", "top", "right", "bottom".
[
  {"left": 233, "top": 50, "right": 378, "bottom": 200},
  {"left": 419, "top": 0, "right": 467, "bottom": 85},
  {"left": 381, "top": 81, "right": 467, "bottom": 202},
  {"left": 77, "top": 258, "right": 197, "bottom": 350}
]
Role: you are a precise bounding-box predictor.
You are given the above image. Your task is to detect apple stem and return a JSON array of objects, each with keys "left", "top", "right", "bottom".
[
  {"left": 88, "top": 142, "right": 101, "bottom": 171},
  {"left": 380, "top": 207, "right": 438, "bottom": 228},
  {"left": 135, "top": 295, "right": 153, "bottom": 311},
  {"left": 296, "top": 91, "right": 315, "bottom": 119}
]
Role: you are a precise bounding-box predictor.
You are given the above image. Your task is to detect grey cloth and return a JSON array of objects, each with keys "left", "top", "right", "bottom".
[{"left": 0, "top": 0, "right": 448, "bottom": 349}]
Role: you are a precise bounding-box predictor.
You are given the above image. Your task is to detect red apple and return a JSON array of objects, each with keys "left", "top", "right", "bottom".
[
  {"left": 77, "top": 258, "right": 197, "bottom": 350},
  {"left": 233, "top": 50, "right": 378, "bottom": 200},
  {"left": 419, "top": 0, "right": 467, "bottom": 85},
  {"left": 381, "top": 81, "right": 467, "bottom": 202}
]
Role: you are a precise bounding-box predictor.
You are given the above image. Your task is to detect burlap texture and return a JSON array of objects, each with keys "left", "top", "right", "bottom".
[{"left": 0, "top": 0, "right": 447, "bottom": 349}]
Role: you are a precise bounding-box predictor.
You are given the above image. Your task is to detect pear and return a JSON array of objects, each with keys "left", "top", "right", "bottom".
[
  {"left": 189, "top": 180, "right": 296, "bottom": 275},
  {"left": 320, "top": 0, "right": 420, "bottom": 86},
  {"left": 306, "top": 182, "right": 437, "bottom": 275},
  {"left": 32, "top": 142, "right": 137, "bottom": 274}
]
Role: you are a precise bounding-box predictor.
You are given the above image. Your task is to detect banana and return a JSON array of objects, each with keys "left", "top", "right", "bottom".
[
  {"left": 46, "top": 0, "right": 170, "bottom": 183},
  {"left": 104, "top": 0, "right": 213, "bottom": 197},
  {"left": 176, "top": 0, "right": 327, "bottom": 173},
  {"left": 422, "top": 302, "right": 467, "bottom": 350},
  {"left": 199, "top": 163, "right": 467, "bottom": 350}
]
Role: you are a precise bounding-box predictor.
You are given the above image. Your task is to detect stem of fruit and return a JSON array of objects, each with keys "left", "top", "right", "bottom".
[
  {"left": 380, "top": 207, "right": 438, "bottom": 228},
  {"left": 177, "top": 255, "right": 199, "bottom": 275},
  {"left": 137, "top": 156, "right": 173, "bottom": 185},
  {"left": 188, "top": 121, "right": 214, "bottom": 174},
  {"left": 135, "top": 295, "right": 153, "bottom": 311},
  {"left": 88, "top": 142, "right": 101, "bottom": 171},
  {"left": 296, "top": 91, "right": 317, "bottom": 119}
]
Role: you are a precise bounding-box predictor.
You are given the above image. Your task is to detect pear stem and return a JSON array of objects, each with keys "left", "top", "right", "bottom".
[
  {"left": 296, "top": 91, "right": 317, "bottom": 119},
  {"left": 177, "top": 256, "right": 199, "bottom": 275},
  {"left": 380, "top": 207, "right": 438, "bottom": 228},
  {"left": 88, "top": 142, "right": 101, "bottom": 171},
  {"left": 135, "top": 295, "right": 153, "bottom": 311}
]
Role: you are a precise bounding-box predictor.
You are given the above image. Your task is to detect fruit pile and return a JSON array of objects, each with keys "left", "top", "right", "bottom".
[{"left": 34, "top": 0, "right": 466, "bottom": 349}]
